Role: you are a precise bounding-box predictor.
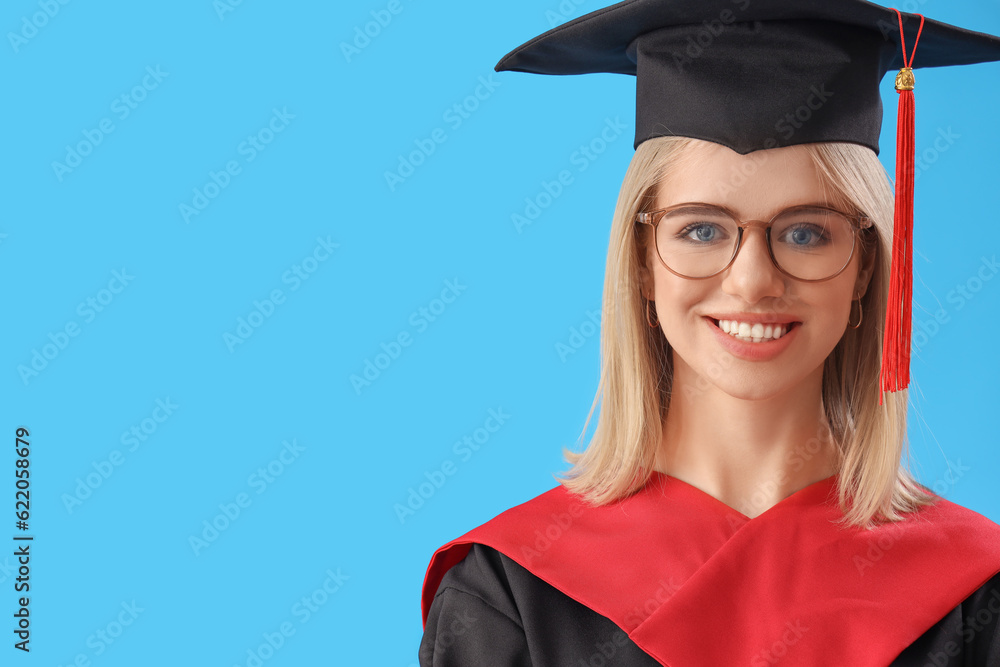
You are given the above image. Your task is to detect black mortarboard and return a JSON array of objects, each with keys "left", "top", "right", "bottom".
[{"left": 495, "top": 0, "right": 1000, "bottom": 401}]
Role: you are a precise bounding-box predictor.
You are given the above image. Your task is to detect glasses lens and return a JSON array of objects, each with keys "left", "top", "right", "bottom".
[
  {"left": 653, "top": 206, "right": 858, "bottom": 280},
  {"left": 770, "top": 208, "right": 857, "bottom": 280},
  {"left": 654, "top": 206, "right": 739, "bottom": 278}
]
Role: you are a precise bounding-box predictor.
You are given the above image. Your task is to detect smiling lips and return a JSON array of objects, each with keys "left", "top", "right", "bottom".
[
  {"left": 716, "top": 319, "right": 798, "bottom": 343},
  {"left": 703, "top": 316, "right": 801, "bottom": 361}
]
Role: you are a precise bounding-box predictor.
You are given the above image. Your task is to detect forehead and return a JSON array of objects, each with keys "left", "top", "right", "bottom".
[{"left": 654, "top": 140, "right": 836, "bottom": 217}]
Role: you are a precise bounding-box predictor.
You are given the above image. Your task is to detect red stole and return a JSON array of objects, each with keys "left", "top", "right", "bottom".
[{"left": 421, "top": 473, "right": 1000, "bottom": 666}]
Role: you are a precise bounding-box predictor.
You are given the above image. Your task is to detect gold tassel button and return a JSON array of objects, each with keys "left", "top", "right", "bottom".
[{"left": 895, "top": 67, "right": 915, "bottom": 91}]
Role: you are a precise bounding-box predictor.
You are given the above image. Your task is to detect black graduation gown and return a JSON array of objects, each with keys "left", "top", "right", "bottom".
[
  {"left": 418, "top": 473, "right": 1000, "bottom": 666},
  {"left": 420, "top": 543, "right": 1000, "bottom": 666}
]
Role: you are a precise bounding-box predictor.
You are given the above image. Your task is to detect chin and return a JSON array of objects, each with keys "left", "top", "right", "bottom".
[
  {"left": 720, "top": 383, "right": 789, "bottom": 402},
  {"left": 688, "top": 363, "right": 812, "bottom": 402}
]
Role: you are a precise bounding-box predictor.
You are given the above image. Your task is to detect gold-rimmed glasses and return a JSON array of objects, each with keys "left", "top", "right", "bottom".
[{"left": 636, "top": 202, "right": 873, "bottom": 281}]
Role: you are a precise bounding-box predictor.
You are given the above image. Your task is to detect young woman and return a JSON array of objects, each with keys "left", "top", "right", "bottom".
[{"left": 419, "top": 1, "right": 1000, "bottom": 664}]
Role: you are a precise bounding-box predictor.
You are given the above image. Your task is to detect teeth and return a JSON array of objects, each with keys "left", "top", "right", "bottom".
[{"left": 719, "top": 319, "right": 793, "bottom": 342}]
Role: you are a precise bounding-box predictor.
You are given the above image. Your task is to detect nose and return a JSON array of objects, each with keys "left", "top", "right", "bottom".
[{"left": 720, "top": 226, "right": 787, "bottom": 302}]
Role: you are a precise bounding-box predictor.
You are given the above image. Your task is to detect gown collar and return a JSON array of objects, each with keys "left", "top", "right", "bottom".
[
  {"left": 644, "top": 469, "right": 839, "bottom": 523},
  {"left": 423, "top": 471, "right": 1000, "bottom": 665}
]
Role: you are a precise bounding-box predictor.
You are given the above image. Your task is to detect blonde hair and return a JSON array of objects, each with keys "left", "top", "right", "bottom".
[{"left": 559, "top": 136, "right": 934, "bottom": 527}]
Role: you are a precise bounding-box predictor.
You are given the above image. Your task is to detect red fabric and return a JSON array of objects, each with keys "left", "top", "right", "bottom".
[
  {"left": 880, "top": 11, "right": 925, "bottom": 402},
  {"left": 880, "top": 87, "right": 914, "bottom": 400},
  {"left": 421, "top": 473, "right": 1000, "bottom": 666}
]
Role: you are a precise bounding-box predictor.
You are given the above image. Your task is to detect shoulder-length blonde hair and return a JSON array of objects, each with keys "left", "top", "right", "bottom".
[{"left": 559, "top": 136, "right": 934, "bottom": 527}]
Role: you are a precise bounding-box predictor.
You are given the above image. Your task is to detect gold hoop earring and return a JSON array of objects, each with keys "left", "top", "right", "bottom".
[
  {"left": 848, "top": 295, "right": 863, "bottom": 329},
  {"left": 645, "top": 297, "right": 659, "bottom": 328}
]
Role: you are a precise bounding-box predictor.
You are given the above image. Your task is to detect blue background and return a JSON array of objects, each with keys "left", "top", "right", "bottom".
[{"left": 2, "top": 0, "right": 998, "bottom": 664}]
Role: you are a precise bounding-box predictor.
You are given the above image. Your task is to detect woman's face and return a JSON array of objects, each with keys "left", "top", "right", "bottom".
[{"left": 641, "top": 140, "right": 874, "bottom": 401}]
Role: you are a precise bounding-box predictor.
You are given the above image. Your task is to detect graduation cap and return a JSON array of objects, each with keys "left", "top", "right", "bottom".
[{"left": 495, "top": 0, "right": 1000, "bottom": 403}]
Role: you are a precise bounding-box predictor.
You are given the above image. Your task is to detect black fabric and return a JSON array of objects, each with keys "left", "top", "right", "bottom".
[
  {"left": 494, "top": 0, "right": 1000, "bottom": 151},
  {"left": 631, "top": 19, "right": 888, "bottom": 155},
  {"left": 419, "top": 544, "right": 1000, "bottom": 666}
]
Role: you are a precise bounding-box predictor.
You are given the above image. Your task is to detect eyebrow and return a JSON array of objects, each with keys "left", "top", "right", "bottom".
[
  {"left": 664, "top": 203, "right": 733, "bottom": 215},
  {"left": 662, "top": 201, "right": 840, "bottom": 216}
]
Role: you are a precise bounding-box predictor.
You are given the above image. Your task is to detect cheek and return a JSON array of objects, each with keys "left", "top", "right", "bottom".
[
  {"left": 652, "top": 272, "right": 711, "bottom": 331},
  {"left": 653, "top": 271, "right": 691, "bottom": 307},
  {"left": 801, "top": 280, "right": 857, "bottom": 350},
  {"left": 826, "top": 274, "right": 860, "bottom": 319}
]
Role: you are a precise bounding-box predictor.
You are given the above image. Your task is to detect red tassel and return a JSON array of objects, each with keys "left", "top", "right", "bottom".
[{"left": 879, "top": 11, "right": 924, "bottom": 406}]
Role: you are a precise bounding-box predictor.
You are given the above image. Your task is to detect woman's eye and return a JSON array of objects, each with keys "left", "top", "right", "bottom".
[
  {"left": 680, "top": 223, "right": 724, "bottom": 243},
  {"left": 781, "top": 224, "right": 828, "bottom": 247}
]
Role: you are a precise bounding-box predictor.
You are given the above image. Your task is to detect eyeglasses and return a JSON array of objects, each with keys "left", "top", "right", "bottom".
[{"left": 635, "top": 202, "right": 873, "bottom": 282}]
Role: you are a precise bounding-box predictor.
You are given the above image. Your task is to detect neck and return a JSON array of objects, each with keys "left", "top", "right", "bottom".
[{"left": 654, "top": 358, "right": 840, "bottom": 519}]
